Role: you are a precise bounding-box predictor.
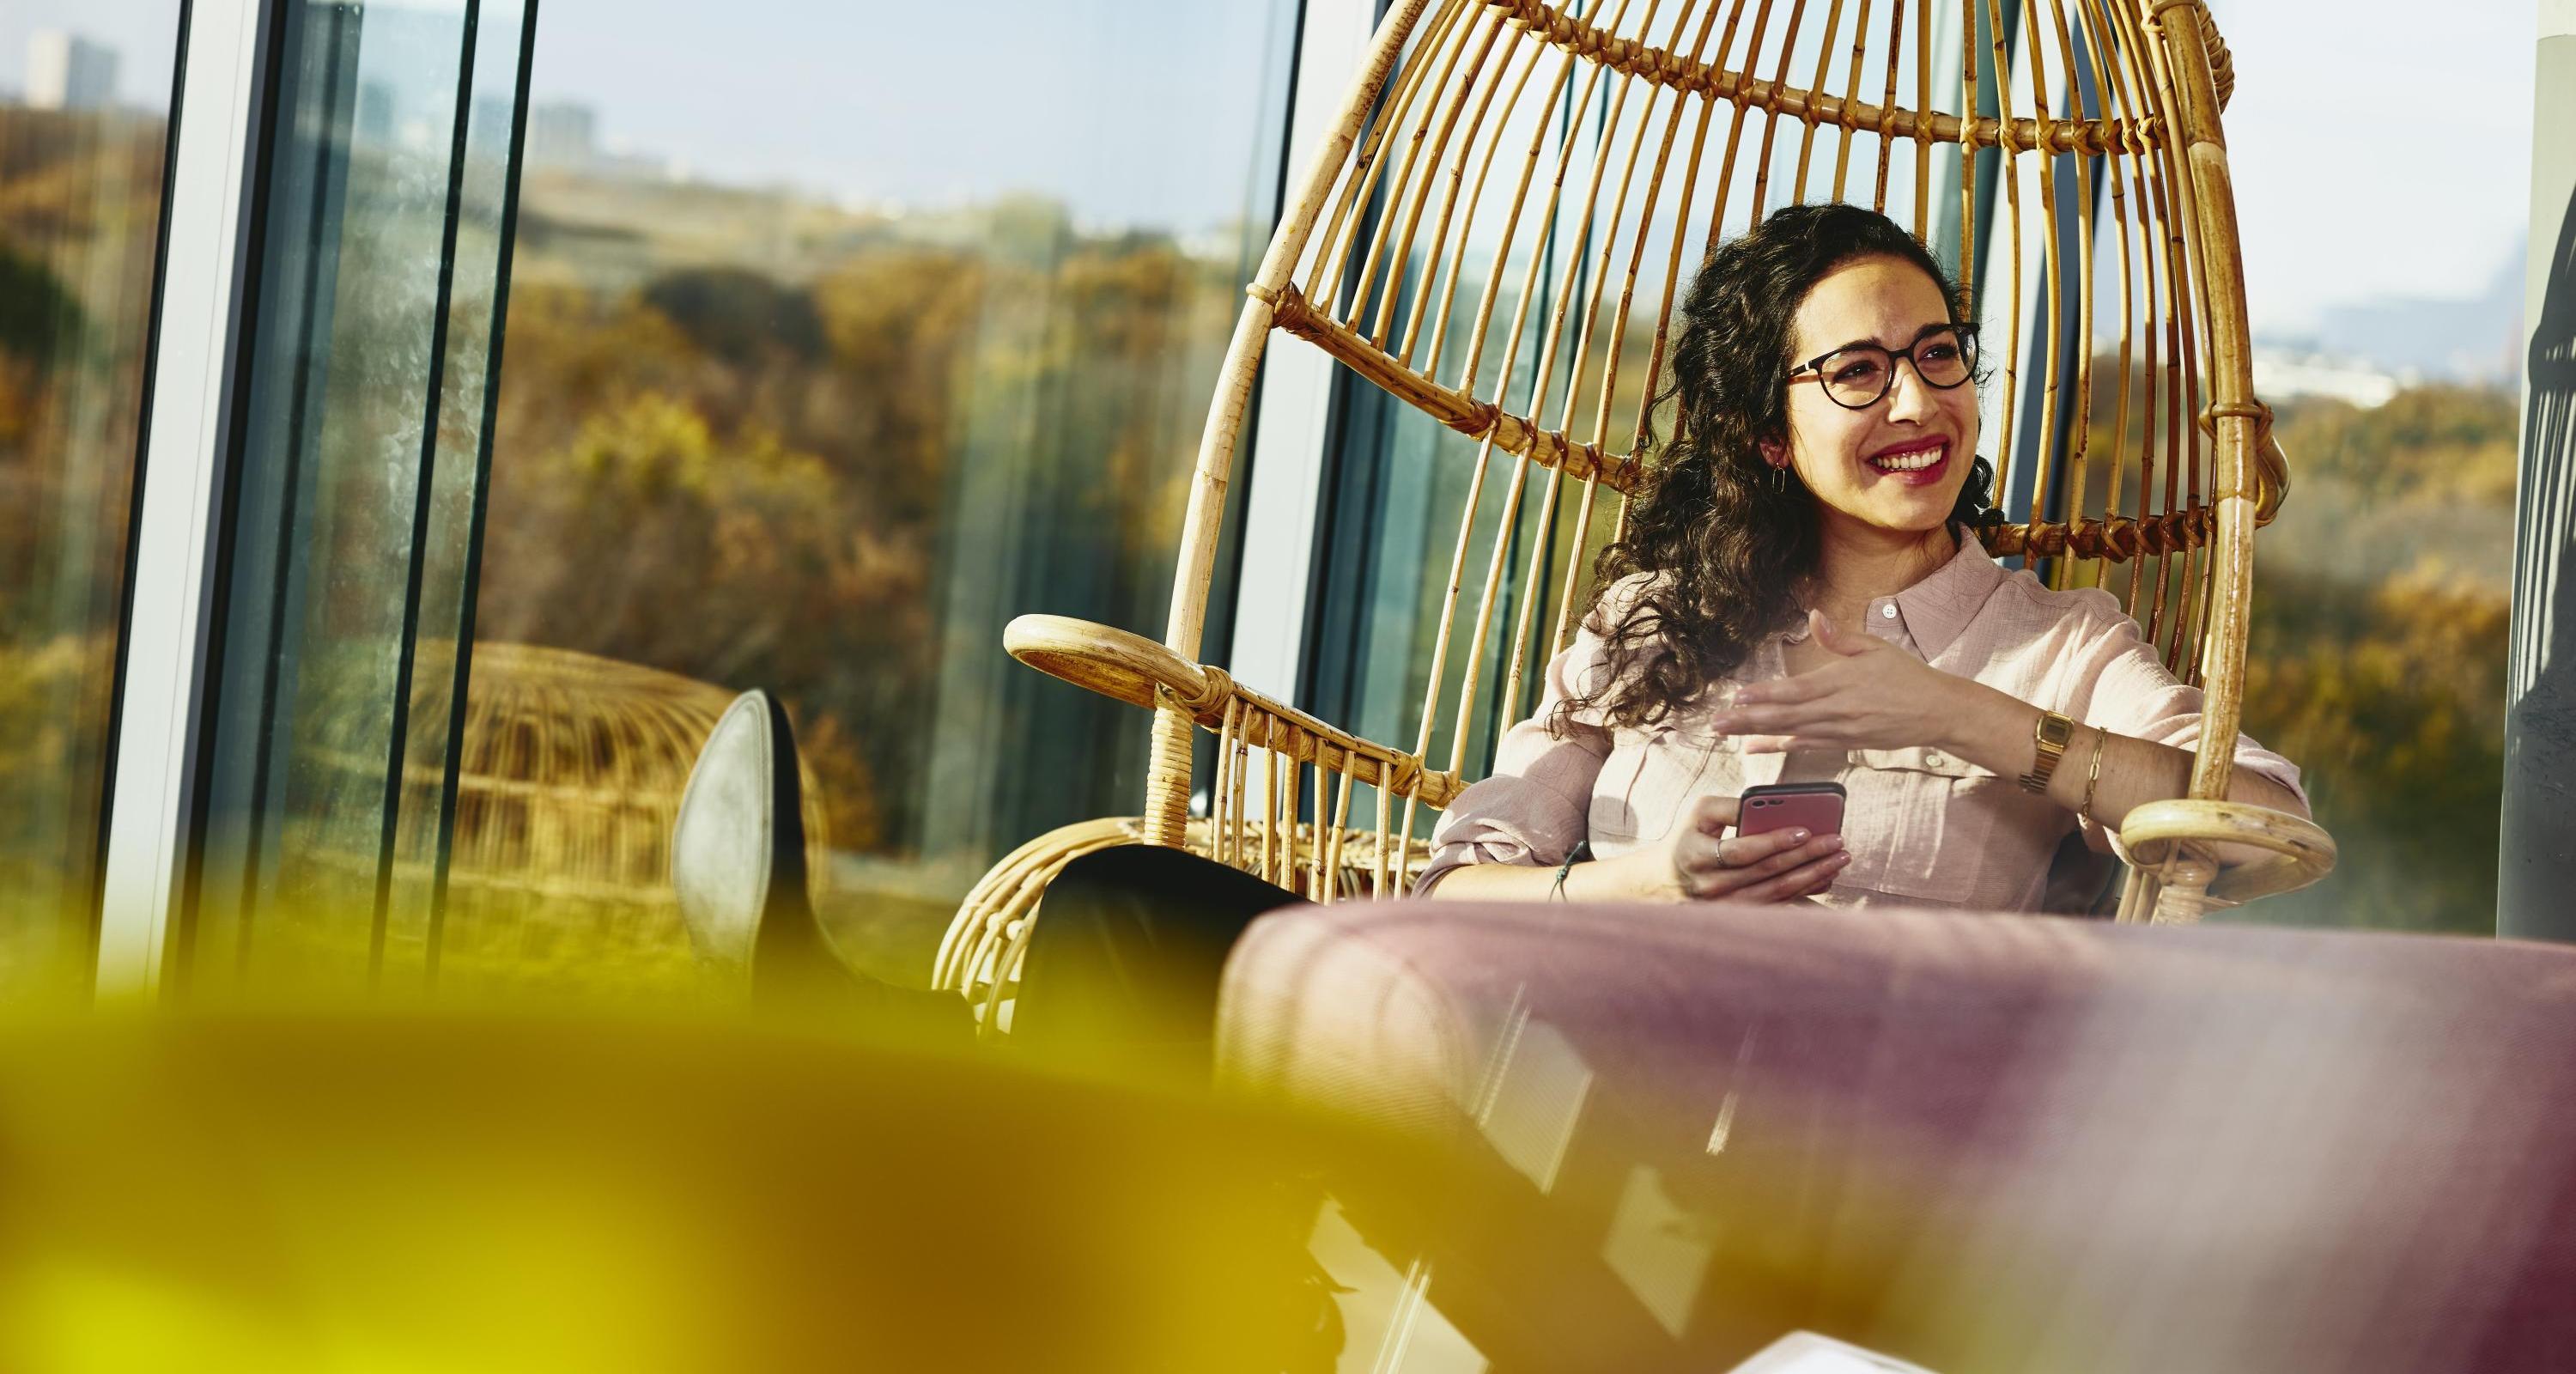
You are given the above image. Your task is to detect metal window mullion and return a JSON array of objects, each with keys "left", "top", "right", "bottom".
[
  {"left": 217, "top": 0, "right": 362, "bottom": 977},
  {"left": 428, "top": 0, "right": 548, "bottom": 981},
  {"left": 97, "top": 0, "right": 282, "bottom": 999},
  {"left": 372, "top": 0, "right": 486, "bottom": 981}
]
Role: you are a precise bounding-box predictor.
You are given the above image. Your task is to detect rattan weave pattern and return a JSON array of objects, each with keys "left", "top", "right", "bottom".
[{"left": 302, "top": 642, "right": 828, "bottom": 983}]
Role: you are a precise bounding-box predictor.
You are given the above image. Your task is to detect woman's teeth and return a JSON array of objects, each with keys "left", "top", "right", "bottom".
[{"left": 1869, "top": 445, "right": 1943, "bottom": 471}]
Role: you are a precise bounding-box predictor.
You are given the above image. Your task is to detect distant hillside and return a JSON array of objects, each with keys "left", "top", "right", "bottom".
[
  {"left": 2229, "top": 382, "right": 2518, "bottom": 933},
  {"left": 2254, "top": 384, "right": 2520, "bottom": 593},
  {"left": 2257, "top": 240, "right": 2525, "bottom": 386}
]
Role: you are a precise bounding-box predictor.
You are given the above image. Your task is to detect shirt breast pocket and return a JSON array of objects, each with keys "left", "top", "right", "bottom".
[
  {"left": 1844, "top": 744, "right": 2041, "bottom": 900},
  {"left": 1589, "top": 723, "right": 1741, "bottom": 848}
]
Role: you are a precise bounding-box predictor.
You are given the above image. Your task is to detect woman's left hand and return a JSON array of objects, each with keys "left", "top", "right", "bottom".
[{"left": 1708, "top": 609, "right": 1984, "bottom": 754}]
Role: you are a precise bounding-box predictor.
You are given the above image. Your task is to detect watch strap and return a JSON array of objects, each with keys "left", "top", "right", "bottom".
[{"left": 2019, "top": 709, "right": 2074, "bottom": 793}]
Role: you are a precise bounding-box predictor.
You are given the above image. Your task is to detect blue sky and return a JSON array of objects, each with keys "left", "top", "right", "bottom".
[
  {"left": 519, "top": 0, "right": 2547, "bottom": 332},
  {"left": 0, "top": 0, "right": 2543, "bottom": 334},
  {"left": 2212, "top": 0, "right": 2535, "bottom": 331},
  {"left": 520, "top": 0, "right": 1297, "bottom": 232},
  {"left": 0, "top": 0, "right": 179, "bottom": 106}
]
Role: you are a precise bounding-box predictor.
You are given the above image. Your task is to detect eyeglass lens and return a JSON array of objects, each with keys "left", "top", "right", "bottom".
[{"left": 1818, "top": 330, "right": 1975, "bottom": 407}]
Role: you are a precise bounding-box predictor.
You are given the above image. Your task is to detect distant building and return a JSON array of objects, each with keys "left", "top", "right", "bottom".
[
  {"left": 2251, "top": 347, "right": 2406, "bottom": 409},
  {"left": 27, "top": 31, "right": 118, "bottom": 111},
  {"left": 592, "top": 148, "right": 680, "bottom": 182},
  {"left": 526, "top": 101, "right": 598, "bottom": 170}
]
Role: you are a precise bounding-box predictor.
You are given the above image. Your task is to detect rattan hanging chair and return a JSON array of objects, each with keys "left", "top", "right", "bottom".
[
  {"left": 301, "top": 642, "right": 829, "bottom": 985},
  {"left": 934, "top": 0, "right": 2335, "bottom": 1021}
]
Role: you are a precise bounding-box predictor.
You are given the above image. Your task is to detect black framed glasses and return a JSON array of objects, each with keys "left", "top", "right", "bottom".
[{"left": 1787, "top": 324, "right": 1979, "bottom": 410}]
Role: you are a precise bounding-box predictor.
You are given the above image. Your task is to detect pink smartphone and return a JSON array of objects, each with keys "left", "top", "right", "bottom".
[{"left": 1735, "top": 781, "right": 1847, "bottom": 841}]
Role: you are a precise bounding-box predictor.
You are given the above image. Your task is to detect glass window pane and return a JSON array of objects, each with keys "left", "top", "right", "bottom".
[
  {"left": 0, "top": 4, "right": 185, "bottom": 995},
  {"left": 430, "top": 0, "right": 1299, "bottom": 994},
  {"left": 189, "top": 0, "right": 534, "bottom": 991}
]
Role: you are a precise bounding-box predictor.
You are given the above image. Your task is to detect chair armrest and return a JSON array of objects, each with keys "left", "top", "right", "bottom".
[
  {"left": 2117, "top": 798, "right": 2337, "bottom": 911},
  {"left": 1003, "top": 614, "right": 1461, "bottom": 807},
  {"left": 1005, "top": 613, "right": 1222, "bottom": 715}
]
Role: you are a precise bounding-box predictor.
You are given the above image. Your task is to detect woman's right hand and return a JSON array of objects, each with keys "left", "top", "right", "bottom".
[{"left": 1599, "top": 794, "right": 1849, "bottom": 902}]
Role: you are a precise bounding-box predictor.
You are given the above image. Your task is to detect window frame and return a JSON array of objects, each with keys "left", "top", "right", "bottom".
[{"left": 97, "top": 0, "right": 282, "bottom": 997}]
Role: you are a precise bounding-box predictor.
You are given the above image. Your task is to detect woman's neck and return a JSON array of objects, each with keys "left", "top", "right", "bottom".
[{"left": 1807, "top": 518, "right": 1957, "bottom": 625}]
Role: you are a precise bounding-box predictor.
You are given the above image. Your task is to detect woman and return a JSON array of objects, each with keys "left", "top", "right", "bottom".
[{"left": 1419, "top": 203, "right": 2308, "bottom": 911}]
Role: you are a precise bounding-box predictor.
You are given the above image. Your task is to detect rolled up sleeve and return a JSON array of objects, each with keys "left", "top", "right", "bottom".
[
  {"left": 1412, "top": 603, "right": 1624, "bottom": 896},
  {"left": 2059, "top": 599, "right": 2311, "bottom": 859}
]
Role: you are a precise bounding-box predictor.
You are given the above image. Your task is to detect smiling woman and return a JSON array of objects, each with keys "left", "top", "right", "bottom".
[{"left": 1422, "top": 204, "right": 2312, "bottom": 915}]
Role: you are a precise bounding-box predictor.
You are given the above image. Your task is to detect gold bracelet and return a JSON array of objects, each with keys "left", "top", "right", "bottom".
[{"left": 2077, "top": 727, "right": 2107, "bottom": 824}]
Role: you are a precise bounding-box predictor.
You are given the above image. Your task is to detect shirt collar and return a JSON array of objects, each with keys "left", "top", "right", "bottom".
[
  {"left": 1778, "top": 525, "right": 2006, "bottom": 660},
  {"left": 1887, "top": 527, "right": 2007, "bottom": 660}
]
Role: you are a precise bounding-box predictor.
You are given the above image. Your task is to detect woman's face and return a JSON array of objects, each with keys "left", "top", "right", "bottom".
[{"left": 1765, "top": 254, "right": 1980, "bottom": 538}]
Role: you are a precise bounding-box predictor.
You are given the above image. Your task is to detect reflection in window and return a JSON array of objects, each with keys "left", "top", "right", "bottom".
[
  {"left": 447, "top": 0, "right": 1300, "bottom": 990},
  {"left": 0, "top": 8, "right": 183, "bottom": 994},
  {"left": 189, "top": 0, "right": 537, "bottom": 990}
]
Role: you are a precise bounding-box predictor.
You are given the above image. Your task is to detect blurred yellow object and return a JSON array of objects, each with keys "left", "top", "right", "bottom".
[{"left": 0, "top": 1011, "right": 1333, "bottom": 1374}]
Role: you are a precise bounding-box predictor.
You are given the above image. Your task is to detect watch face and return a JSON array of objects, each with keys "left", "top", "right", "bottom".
[{"left": 2039, "top": 712, "right": 2075, "bottom": 747}]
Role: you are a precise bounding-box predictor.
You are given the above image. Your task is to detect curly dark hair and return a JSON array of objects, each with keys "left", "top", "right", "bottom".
[{"left": 1558, "top": 202, "right": 1998, "bottom": 734}]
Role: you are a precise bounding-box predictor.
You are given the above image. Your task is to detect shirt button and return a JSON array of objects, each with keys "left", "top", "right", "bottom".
[
  {"left": 1924, "top": 750, "right": 1946, "bottom": 767},
  {"left": 1880, "top": 604, "right": 1898, "bottom": 620}
]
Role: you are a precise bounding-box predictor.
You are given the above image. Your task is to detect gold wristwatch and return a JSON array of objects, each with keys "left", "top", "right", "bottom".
[{"left": 2019, "top": 709, "right": 2074, "bottom": 794}]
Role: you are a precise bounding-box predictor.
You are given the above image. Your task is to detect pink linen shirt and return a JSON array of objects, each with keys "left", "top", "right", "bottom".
[{"left": 1417, "top": 534, "right": 2310, "bottom": 912}]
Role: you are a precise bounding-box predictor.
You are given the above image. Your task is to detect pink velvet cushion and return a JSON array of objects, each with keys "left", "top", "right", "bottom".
[{"left": 1217, "top": 900, "right": 2576, "bottom": 1371}]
